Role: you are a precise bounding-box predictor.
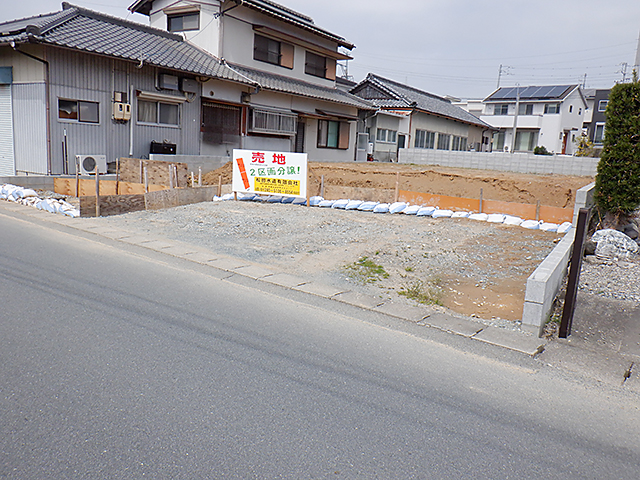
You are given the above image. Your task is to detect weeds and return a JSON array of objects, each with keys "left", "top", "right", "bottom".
[
  {"left": 398, "top": 278, "right": 442, "bottom": 305},
  {"left": 344, "top": 256, "right": 389, "bottom": 284}
]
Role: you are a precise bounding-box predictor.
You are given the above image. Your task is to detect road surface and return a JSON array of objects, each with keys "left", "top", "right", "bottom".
[{"left": 1, "top": 210, "right": 639, "bottom": 479}]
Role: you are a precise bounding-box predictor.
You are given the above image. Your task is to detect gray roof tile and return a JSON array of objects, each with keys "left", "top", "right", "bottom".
[{"left": 352, "top": 73, "right": 492, "bottom": 129}]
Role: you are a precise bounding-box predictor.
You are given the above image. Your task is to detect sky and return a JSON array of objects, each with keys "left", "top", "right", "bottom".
[{"left": 3, "top": 0, "right": 640, "bottom": 99}]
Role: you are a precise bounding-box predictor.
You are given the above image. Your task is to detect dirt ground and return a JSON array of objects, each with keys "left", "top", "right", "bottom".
[
  {"left": 203, "top": 162, "right": 592, "bottom": 207},
  {"left": 196, "top": 162, "right": 593, "bottom": 321}
]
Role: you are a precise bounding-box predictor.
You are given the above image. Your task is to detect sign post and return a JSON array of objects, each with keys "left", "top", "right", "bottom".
[{"left": 232, "top": 149, "right": 308, "bottom": 199}]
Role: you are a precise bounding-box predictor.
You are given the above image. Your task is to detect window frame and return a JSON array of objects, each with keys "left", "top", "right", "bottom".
[
  {"left": 544, "top": 103, "right": 560, "bottom": 114},
  {"left": 593, "top": 122, "right": 605, "bottom": 144},
  {"left": 305, "top": 51, "right": 327, "bottom": 79},
  {"left": 437, "top": 133, "right": 451, "bottom": 150},
  {"left": 254, "top": 34, "right": 281, "bottom": 66},
  {"left": 167, "top": 12, "right": 200, "bottom": 32},
  {"left": 317, "top": 119, "right": 350, "bottom": 149},
  {"left": 58, "top": 98, "right": 99, "bottom": 124},
  {"left": 451, "top": 136, "right": 467, "bottom": 151},
  {"left": 414, "top": 129, "right": 435, "bottom": 149},
  {"left": 518, "top": 103, "right": 533, "bottom": 115},
  {"left": 598, "top": 100, "right": 608, "bottom": 112},
  {"left": 376, "top": 128, "right": 397, "bottom": 143},
  {"left": 494, "top": 104, "right": 509, "bottom": 115},
  {"left": 137, "top": 99, "right": 180, "bottom": 127}
]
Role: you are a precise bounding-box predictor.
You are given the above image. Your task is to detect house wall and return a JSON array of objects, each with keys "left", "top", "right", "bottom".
[
  {"left": 42, "top": 48, "right": 201, "bottom": 174},
  {"left": 0, "top": 45, "right": 48, "bottom": 174}
]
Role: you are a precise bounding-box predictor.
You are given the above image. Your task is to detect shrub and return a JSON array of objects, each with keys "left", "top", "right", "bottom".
[{"left": 533, "top": 146, "right": 552, "bottom": 155}]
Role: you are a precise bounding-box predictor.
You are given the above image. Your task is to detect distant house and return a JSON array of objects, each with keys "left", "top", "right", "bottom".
[
  {"left": 128, "top": 0, "right": 371, "bottom": 162},
  {"left": 350, "top": 74, "right": 493, "bottom": 162},
  {"left": 480, "top": 85, "right": 587, "bottom": 155},
  {"left": 582, "top": 88, "right": 610, "bottom": 147},
  {"left": 0, "top": 1, "right": 371, "bottom": 176}
]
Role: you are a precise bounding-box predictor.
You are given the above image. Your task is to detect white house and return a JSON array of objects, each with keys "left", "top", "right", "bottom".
[
  {"left": 479, "top": 85, "right": 587, "bottom": 155},
  {"left": 128, "top": 0, "right": 372, "bottom": 162}
]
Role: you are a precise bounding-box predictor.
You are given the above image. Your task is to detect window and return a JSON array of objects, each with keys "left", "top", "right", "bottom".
[
  {"left": 437, "top": 133, "right": 451, "bottom": 150},
  {"left": 253, "top": 34, "right": 294, "bottom": 68},
  {"left": 494, "top": 104, "right": 509, "bottom": 115},
  {"left": 518, "top": 103, "right": 533, "bottom": 115},
  {"left": 569, "top": 105, "right": 573, "bottom": 113},
  {"left": 544, "top": 103, "right": 560, "bottom": 114},
  {"left": 376, "top": 128, "right": 397, "bottom": 143},
  {"left": 138, "top": 100, "right": 179, "bottom": 126},
  {"left": 201, "top": 102, "right": 241, "bottom": 144},
  {"left": 414, "top": 129, "right": 435, "bottom": 149},
  {"left": 305, "top": 51, "right": 326, "bottom": 78},
  {"left": 318, "top": 120, "right": 349, "bottom": 149},
  {"left": 168, "top": 12, "right": 199, "bottom": 32},
  {"left": 250, "top": 108, "right": 297, "bottom": 135},
  {"left": 598, "top": 100, "right": 608, "bottom": 112},
  {"left": 514, "top": 130, "right": 538, "bottom": 151},
  {"left": 493, "top": 131, "right": 505, "bottom": 151},
  {"left": 58, "top": 99, "right": 99, "bottom": 123},
  {"left": 452, "top": 136, "right": 467, "bottom": 151},
  {"left": 594, "top": 123, "right": 605, "bottom": 144}
]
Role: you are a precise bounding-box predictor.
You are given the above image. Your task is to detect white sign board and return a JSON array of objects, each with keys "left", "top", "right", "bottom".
[{"left": 232, "top": 149, "right": 308, "bottom": 198}]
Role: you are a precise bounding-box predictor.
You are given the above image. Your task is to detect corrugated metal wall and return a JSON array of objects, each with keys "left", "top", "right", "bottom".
[
  {"left": 0, "top": 85, "right": 15, "bottom": 175},
  {"left": 12, "top": 83, "right": 48, "bottom": 174},
  {"left": 46, "top": 48, "right": 201, "bottom": 174}
]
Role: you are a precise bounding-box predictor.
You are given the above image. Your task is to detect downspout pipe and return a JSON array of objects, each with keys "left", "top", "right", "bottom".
[{"left": 11, "top": 41, "right": 52, "bottom": 174}]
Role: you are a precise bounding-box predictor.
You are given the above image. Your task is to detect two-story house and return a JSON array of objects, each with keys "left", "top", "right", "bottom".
[
  {"left": 128, "top": 0, "right": 371, "bottom": 162},
  {"left": 350, "top": 74, "right": 493, "bottom": 162},
  {"left": 582, "top": 88, "right": 610, "bottom": 148},
  {"left": 479, "top": 85, "right": 587, "bottom": 155}
]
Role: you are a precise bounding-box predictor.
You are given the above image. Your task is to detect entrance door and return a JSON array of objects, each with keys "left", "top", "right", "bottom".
[
  {"left": 562, "top": 131, "right": 569, "bottom": 155},
  {"left": 294, "top": 120, "right": 305, "bottom": 153}
]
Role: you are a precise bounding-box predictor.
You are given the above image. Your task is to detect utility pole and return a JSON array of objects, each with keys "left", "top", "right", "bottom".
[
  {"left": 582, "top": 73, "right": 587, "bottom": 88},
  {"left": 620, "top": 62, "right": 629, "bottom": 83},
  {"left": 510, "top": 84, "right": 520, "bottom": 154},
  {"left": 635, "top": 28, "right": 640, "bottom": 73},
  {"left": 496, "top": 64, "right": 512, "bottom": 89}
]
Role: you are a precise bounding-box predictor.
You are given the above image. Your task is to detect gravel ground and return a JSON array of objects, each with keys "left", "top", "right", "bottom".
[
  {"left": 98, "top": 199, "right": 563, "bottom": 322},
  {"left": 580, "top": 256, "right": 640, "bottom": 303}
]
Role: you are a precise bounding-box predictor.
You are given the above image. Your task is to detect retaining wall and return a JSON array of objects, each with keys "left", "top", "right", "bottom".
[
  {"left": 399, "top": 148, "right": 598, "bottom": 177},
  {"left": 149, "top": 154, "right": 230, "bottom": 175},
  {"left": 522, "top": 182, "right": 596, "bottom": 335}
]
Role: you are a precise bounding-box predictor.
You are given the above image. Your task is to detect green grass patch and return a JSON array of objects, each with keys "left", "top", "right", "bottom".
[
  {"left": 344, "top": 256, "right": 389, "bottom": 284},
  {"left": 398, "top": 279, "right": 442, "bottom": 305}
]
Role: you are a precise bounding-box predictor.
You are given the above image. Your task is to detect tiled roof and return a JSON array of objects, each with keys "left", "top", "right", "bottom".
[
  {"left": 351, "top": 73, "right": 492, "bottom": 129},
  {"left": 230, "top": 64, "right": 374, "bottom": 109},
  {"left": 0, "top": 3, "right": 251, "bottom": 83},
  {"left": 128, "top": 0, "right": 354, "bottom": 49}
]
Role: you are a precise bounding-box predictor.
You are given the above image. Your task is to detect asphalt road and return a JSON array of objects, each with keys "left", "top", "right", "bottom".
[{"left": 1, "top": 211, "right": 640, "bottom": 479}]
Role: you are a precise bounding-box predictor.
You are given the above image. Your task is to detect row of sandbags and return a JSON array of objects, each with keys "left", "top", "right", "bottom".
[
  {"left": 0, "top": 183, "right": 80, "bottom": 217},
  {"left": 213, "top": 193, "right": 573, "bottom": 234}
]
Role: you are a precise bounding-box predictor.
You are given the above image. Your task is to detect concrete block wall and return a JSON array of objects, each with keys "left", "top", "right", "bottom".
[
  {"left": 522, "top": 231, "right": 576, "bottom": 336},
  {"left": 573, "top": 182, "right": 595, "bottom": 224},
  {"left": 399, "top": 149, "right": 598, "bottom": 177},
  {"left": 0, "top": 176, "right": 55, "bottom": 190},
  {"left": 149, "top": 155, "right": 230, "bottom": 175}
]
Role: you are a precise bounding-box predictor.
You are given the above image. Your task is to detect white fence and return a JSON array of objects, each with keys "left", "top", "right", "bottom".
[{"left": 399, "top": 148, "right": 598, "bottom": 177}]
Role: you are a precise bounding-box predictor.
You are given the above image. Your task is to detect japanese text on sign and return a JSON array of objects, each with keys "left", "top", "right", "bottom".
[{"left": 232, "top": 149, "right": 307, "bottom": 198}]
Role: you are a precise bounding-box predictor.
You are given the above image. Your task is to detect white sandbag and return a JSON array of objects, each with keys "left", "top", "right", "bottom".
[
  {"left": 373, "top": 203, "right": 390, "bottom": 213},
  {"left": 213, "top": 193, "right": 234, "bottom": 201},
  {"left": 331, "top": 199, "right": 349, "bottom": 209},
  {"left": 345, "top": 200, "right": 363, "bottom": 210},
  {"left": 416, "top": 206, "right": 436, "bottom": 217},
  {"left": 389, "top": 202, "right": 407, "bottom": 214},
  {"left": 42, "top": 199, "right": 56, "bottom": 213},
  {"left": 358, "top": 201, "right": 378, "bottom": 211},
  {"left": 432, "top": 209, "right": 453, "bottom": 218},
  {"left": 403, "top": 205, "right": 420, "bottom": 215},
  {"left": 487, "top": 213, "right": 506, "bottom": 224},
  {"left": 503, "top": 215, "right": 523, "bottom": 226},
  {"left": 236, "top": 192, "right": 256, "bottom": 201},
  {"left": 21, "top": 188, "right": 38, "bottom": 198},
  {"left": 521, "top": 220, "right": 541, "bottom": 230},
  {"left": 309, "top": 196, "right": 323, "bottom": 206},
  {"left": 468, "top": 213, "right": 489, "bottom": 221},
  {"left": 292, "top": 197, "right": 307, "bottom": 205},
  {"left": 557, "top": 222, "right": 573, "bottom": 234},
  {"left": 318, "top": 199, "right": 335, "bottom": 208},
  {"left": 451, "top": 211, "right": 469, "bottom": 218},
  {"left": 540, "top": 222, "right": 558, "bottom": 232},
  {"left": 281, "top": 196, "right": 295, "bottom": 204}
]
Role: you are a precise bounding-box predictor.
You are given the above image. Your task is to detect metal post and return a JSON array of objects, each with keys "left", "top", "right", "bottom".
[
  {"left": 95, "top": 165, "right": 100, "bottom": 217},
  {"left": 559, "top": 207, "right": 591, "bottom": 338}
]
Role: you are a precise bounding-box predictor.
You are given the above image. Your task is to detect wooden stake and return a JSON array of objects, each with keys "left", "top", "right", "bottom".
[
  {"left": 144, "top": 166, "right": 149, "bottom": 193},
  {"left": 174, "top": 165, "right": 179, "bottom": 188},
  {"left": 169, "top": 164, "right": 174, "bottom": 189},
  {"left": 75, "top": 157, "right": 79, "bottom": 197},
  {"left": 217, "top": 174, "right": 222, "bottom": 197},
  {"left": 479, "top": 188, "right": 483, "bottom": 213},
  {"left": 191, "top": 171, "right": 194, "bottom": 188},
  {"left": 198, "top": 166, "right": 202, "bottom": 187},
  {"left": 320, "top": 175, "right": 325, "bottom": 198},
  {"left": 115, "top": 157, "right": 120, "bottom": 195},
  {"left": 95, "top": 166, "right": 100, "bottom": 217},
  {"left": 394, "top": 172, "right": 400, "bottom": 203},
  {"left": 535, "top": 200, "right": 541, "bottom": 221},
  {"left": 139, "top": 159, "right": 143, "bottom": 183}
]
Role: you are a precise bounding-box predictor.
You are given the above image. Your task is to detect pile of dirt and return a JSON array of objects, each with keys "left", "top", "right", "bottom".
[{"left": 202, "top": 162, "right": 592, "bottom": 208}]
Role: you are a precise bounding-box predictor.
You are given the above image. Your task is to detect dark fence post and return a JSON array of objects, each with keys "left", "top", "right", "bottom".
[{"left": 559, "top": 207, "right": 591, "bottom": 338}]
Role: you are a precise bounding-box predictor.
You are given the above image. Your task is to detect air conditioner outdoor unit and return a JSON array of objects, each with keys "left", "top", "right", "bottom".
[{"left": 76, "top": 155, "right": 107, "bottom": 175}]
